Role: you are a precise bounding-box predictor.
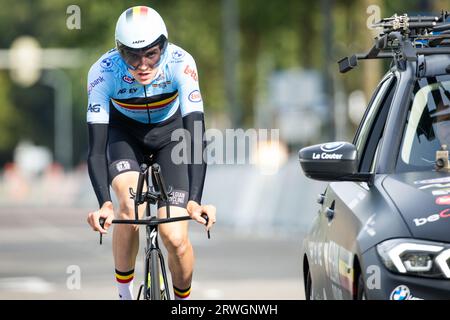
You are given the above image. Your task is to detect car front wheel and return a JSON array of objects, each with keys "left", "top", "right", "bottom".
[
  {"left": 305, "top": 268, "right": 313, "bottom": 300},
  {"left": 356, "top": 273, "right": 367, "bottom": 300}
]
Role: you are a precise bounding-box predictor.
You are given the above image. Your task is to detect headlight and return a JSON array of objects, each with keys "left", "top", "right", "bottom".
[{"left": 377, "top": 238, "right": 450, "bottom": 279}]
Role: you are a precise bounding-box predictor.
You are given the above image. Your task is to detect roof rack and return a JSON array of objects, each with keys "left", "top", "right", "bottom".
[{"left": 339, "top": 11, "right": 450, "bottom": 73}]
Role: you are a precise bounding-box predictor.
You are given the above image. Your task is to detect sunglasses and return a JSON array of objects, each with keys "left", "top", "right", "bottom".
[{"left": 118, "top": 46, "right": 161, "bottom": 70}]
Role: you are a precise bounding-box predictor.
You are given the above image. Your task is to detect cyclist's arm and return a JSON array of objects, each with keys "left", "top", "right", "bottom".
[
  {"left": 182, "top": 111, "right": 207, "bottom": 204},
  {"left": 86, "top": 59, "right": 113, "bottom": 208},
  {"left": 87, "top": 123, "right": 111, "bottom": 207},
  {"left": 176, "top": 51, "right": 207, "bottom": 204}
]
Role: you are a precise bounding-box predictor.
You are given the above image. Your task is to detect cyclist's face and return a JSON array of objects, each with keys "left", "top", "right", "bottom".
[{"left": 126, "top": 46, "right": 162, "bottom": 85}]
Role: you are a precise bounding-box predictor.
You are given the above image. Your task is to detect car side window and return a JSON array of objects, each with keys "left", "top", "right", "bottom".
[
  {"left": 353, "top": 76, "right": 397, "bottom": 172},
  {"left": 396, "top": 75, "right": 450, "bottom": 172}
]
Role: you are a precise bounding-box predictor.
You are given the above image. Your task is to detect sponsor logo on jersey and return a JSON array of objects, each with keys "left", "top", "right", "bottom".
[
  {"left": 101, "top": 58, "right": 113, "bottom": 69},
  {"left": 184, "top": 65, "right": 198, "bottom": 81},
  {"left": 87, "top": 76, "right": 105, "bottom": 95},
  {"left": 154, "top": 72, "right": 165, "bottom": 82},
  {"left": 172, "top": 50, "right": 185, "bottom": 60},
  {"left": 87, "top": 103, "right": 101, "bottom": 113},
  {"left": 122, "top": 75, "right": 135, "bottom": 84},
  {"left": 188, "top": 90, "right": 202, "bottom": 103},
  {"left": 118, "top": 87, "right": 139, "bottom": 95},
  {"left": 151, "top": 73, "right": 171, "bottom": 89}
]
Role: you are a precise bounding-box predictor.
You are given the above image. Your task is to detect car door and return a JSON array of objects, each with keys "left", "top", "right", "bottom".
[
  {"left": 320, "top": 74, "right": 397, "bottom": 299},
  {"left": 304, "top": 183, "right": 333, "bottom": 300}
]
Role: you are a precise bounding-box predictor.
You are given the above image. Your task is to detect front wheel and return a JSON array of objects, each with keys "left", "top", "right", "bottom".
[
  {"left": 355, "top": 273, "right": 367, "bottom": 300},
  {"left": 305, "top": 268, "right": 313, "bottom": 300},
  {"left": 149, "top": 249, "right": 162, "bottom": 300}
]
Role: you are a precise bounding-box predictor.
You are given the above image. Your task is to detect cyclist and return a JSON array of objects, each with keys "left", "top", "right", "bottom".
[{"left": 85, "top": 5, "right": 216, "bottom": 300}]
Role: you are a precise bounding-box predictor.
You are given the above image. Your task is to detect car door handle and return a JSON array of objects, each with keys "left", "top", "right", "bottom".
[
  {"left": 325, "top": 207, "right": 334, "bottom": 219},
  {"left": 317, "top": 193, "right": 325, "bottom": 205},
  {"left": 325, "top": 202, "right": 335, "bottom": 220}
]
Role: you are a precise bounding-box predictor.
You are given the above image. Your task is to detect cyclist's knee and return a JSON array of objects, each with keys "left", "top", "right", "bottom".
[
  {"left": 117, "top": 199, "right": 134, "bottom": 217},
  {"left": 162, "top": 232, "right": 191, "bottom": 256}
]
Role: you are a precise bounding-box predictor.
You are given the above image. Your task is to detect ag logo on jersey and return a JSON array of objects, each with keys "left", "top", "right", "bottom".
[
  {"left": 101, "top": 58, "right": 113, "bottom": 69},
  {"left": 188, "top": 90, "right": 202, "bottom": 103},
  {"left": 87, "top": 104, "right": 101, "bottom": 113}
]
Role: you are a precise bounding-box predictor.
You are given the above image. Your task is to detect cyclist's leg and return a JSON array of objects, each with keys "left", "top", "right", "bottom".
[
  {"left": 111, "top": 172, "right": 145, "bottom": 270},
  {"left": 158, "top": 205, "right": 192, "bottom": 299},
  {"left": 108, "top": 127, "right": 145, "bottom": 299},
  {"left": 153, "top": 139, "right": 193, "bottom": 299}
]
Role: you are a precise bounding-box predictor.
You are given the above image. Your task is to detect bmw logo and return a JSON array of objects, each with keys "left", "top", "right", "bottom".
[
  {"left": 320, "top": 142, "right": 345, "bottom": 153},
  {"left": 172, "top": 50, "right": 185, "bottom": 60},
  {"left": 390, "top": 285, "right": 410, "bottom": 300},
  {"left": 101, "top": 58, "right": 113, "bottom": 69}
]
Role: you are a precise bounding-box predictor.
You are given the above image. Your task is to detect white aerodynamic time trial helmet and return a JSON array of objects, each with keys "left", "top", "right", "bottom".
[{"left": 115, "top": 6, "right": 168, "bottom": 69}]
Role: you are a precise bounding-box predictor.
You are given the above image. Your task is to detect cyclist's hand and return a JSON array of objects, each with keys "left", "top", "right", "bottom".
[
  {"left": 87, "top": 201, "right": 114, "bottom": 234},
  {"left": 187, "top": 200, "right": 216, "bottom": 231}
]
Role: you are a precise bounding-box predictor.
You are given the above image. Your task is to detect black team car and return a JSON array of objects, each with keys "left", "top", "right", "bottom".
[{"left": 299, "top": 11, "right": 450, "bottom": 300}]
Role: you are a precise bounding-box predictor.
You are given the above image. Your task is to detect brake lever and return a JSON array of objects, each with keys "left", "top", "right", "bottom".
[{"left": 201, "top": 213, "right": 211, "bottom": 239}]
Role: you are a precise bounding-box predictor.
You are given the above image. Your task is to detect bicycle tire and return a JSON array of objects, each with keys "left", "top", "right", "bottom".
[{"left": 149, "top": 249, "right": 161, "bottom": 300}]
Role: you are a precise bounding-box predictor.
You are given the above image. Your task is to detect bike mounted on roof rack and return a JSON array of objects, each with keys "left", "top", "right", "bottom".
[{"left": 339, "top": 11, "right": 450, "bottom": 74}]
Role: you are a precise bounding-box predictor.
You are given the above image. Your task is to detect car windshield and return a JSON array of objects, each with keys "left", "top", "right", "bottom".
[{"left": 397, "top": 75, "right": 450, "bottom": 172}]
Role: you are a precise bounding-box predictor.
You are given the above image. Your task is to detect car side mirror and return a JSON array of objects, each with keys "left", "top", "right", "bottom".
[{"left": 299, "top": 142, "right": 369, "bottom": 182}]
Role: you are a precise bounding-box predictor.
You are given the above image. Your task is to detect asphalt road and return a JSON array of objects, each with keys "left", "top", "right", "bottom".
[{"left": 0, "top": 207, "right": 305, "bottom": 300}]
